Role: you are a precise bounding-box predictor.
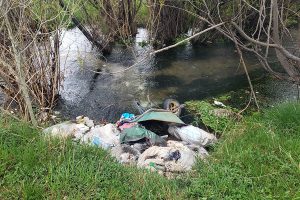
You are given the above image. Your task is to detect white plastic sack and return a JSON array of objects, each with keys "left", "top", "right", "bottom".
[
  {"left": 110, "top": 144, "right": 140, "bottom": 165},
  {"left": 137, "top": 140, "right": 196, "bottom": 173},
  {"left": 43, "top": 122, "right": 89, "bottom": 138},
  {"left": 81, "top": 123, "right": 120, "bottom": 149},
  {"left": 168, "top": 125, "right": 217, "bottom": 147},
  {"left": 185, "top": 144, "right": 209, "bottom": 160},
  {"left": 167, "top": 140, "right": 209, "bottom": 160}
]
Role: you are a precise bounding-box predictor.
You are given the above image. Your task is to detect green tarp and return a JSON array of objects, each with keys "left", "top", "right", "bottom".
[
  {"left": 120, "top": 125, "right": 165, "bottom": 144},
  {"left": 120, "top": 111, "right": 184, "bottom": 145},
  {"left": 133, "top": 111, "right": 185, "bottom": 124}
]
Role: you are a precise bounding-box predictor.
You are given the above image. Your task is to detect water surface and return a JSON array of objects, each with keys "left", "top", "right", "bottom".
[{"left": 58, "top": 28, "right": 299, "bottom": 121}]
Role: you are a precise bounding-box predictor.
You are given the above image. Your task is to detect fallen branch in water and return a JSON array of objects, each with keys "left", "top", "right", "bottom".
[
  {"left": 150, "top": 23, "right": 225, "bottom": 55},
  {"left": 87, "top": 22, "right": 225, "bottom": 75}
]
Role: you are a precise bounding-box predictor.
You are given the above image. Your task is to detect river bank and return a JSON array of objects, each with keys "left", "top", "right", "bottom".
[{"left": 1, "top": 102, "right": 299, "bottom": 199}]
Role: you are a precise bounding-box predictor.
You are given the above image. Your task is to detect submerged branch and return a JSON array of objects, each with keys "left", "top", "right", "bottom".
[
  {"left": 150, "top": 22, "right": 225, "bottom": 55},
  {"left": 87, "top": 23, "right": 225, "bottom": 75}
]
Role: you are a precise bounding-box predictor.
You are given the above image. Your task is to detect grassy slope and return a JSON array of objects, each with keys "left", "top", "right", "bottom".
[
  {"left": 0, "top": 119, "right": 180, "bottom": 199},
  {"left": 0, "top": 102, "right": 300, "bottom": 199},
  {"left": 187, "top": 103, "right": 300, "bottom": 199}
]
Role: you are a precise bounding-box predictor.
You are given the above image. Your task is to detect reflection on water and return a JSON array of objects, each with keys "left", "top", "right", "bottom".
[{"left": 58, "top": 28, "right": 298, "bottom": 121}]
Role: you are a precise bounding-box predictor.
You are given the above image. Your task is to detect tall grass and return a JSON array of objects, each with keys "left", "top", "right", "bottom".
[{"left": 0, "top": 102, "right": 300, "bottom": 199}]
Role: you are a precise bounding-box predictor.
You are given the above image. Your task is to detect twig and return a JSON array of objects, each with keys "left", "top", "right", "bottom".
[
  {"left": 238, "top": 92, "right": 253, "bottom": 115},
  {"left": 231, "top": 30, "right": 260, "bottom": 111},
  {"left": 297, "top": 85, "right": 300, "bottom": 102}
]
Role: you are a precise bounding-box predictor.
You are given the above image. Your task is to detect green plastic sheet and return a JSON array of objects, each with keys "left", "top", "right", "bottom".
[
  {"left": 120, "top": 125, "right": 165, "bottom": 144},
  {"left": 133, "top": 111, "right": 185, "bottom": 124}
]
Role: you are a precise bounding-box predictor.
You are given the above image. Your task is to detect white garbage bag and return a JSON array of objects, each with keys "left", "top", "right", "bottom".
[
  {"left": 137, "top": 140, "right": 196, "bottom": 173},
  {"left": 167, "top": 140, "right": 209, "bottom": 160},
  {"left": 110, "top": 144, "right": 140, "bottom": 164},
  {"left": 81, "top": 123, "right": 120, "bottom": 149},
  {"left": 43, "top": 121, "right": 90, "bottom": 138},
  {"left": 168, "top": 125, "right": 217, "bottom": 147}
]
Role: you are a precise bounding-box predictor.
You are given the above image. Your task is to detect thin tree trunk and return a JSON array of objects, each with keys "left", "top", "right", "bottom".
[
  {"left": 4, "top": 13, "right": 38, "bottom": 126},
  {"left": 272, "top": 0, "right": 300, "bottom": 82},
  {"left": 59, "top": 0, "right": 111, "bottom": 55}
]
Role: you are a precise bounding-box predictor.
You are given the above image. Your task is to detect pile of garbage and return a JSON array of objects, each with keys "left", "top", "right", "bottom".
[{"left": 43, "top": 108, "right": 217, "bottom": 176}]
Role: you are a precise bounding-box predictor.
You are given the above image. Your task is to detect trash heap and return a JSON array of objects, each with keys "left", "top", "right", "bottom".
[{"left": 43, "top": 109, "right": 217, "bottom": 176}]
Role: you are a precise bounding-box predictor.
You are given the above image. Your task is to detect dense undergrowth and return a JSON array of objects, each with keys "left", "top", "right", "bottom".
[{"left": 0, "top": 102, "right": 300, "bottom": 199}]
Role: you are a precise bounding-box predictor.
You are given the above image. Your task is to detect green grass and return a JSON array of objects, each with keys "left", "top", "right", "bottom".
[
  {"left": 0, "top": 117, "right": 180, "bottom": 199},
  {"left": 1, "top": 102, "right": 300, "bottom": 199},
  {"left": 187, "top": 102, "right": 300, "bottom": 199}
]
